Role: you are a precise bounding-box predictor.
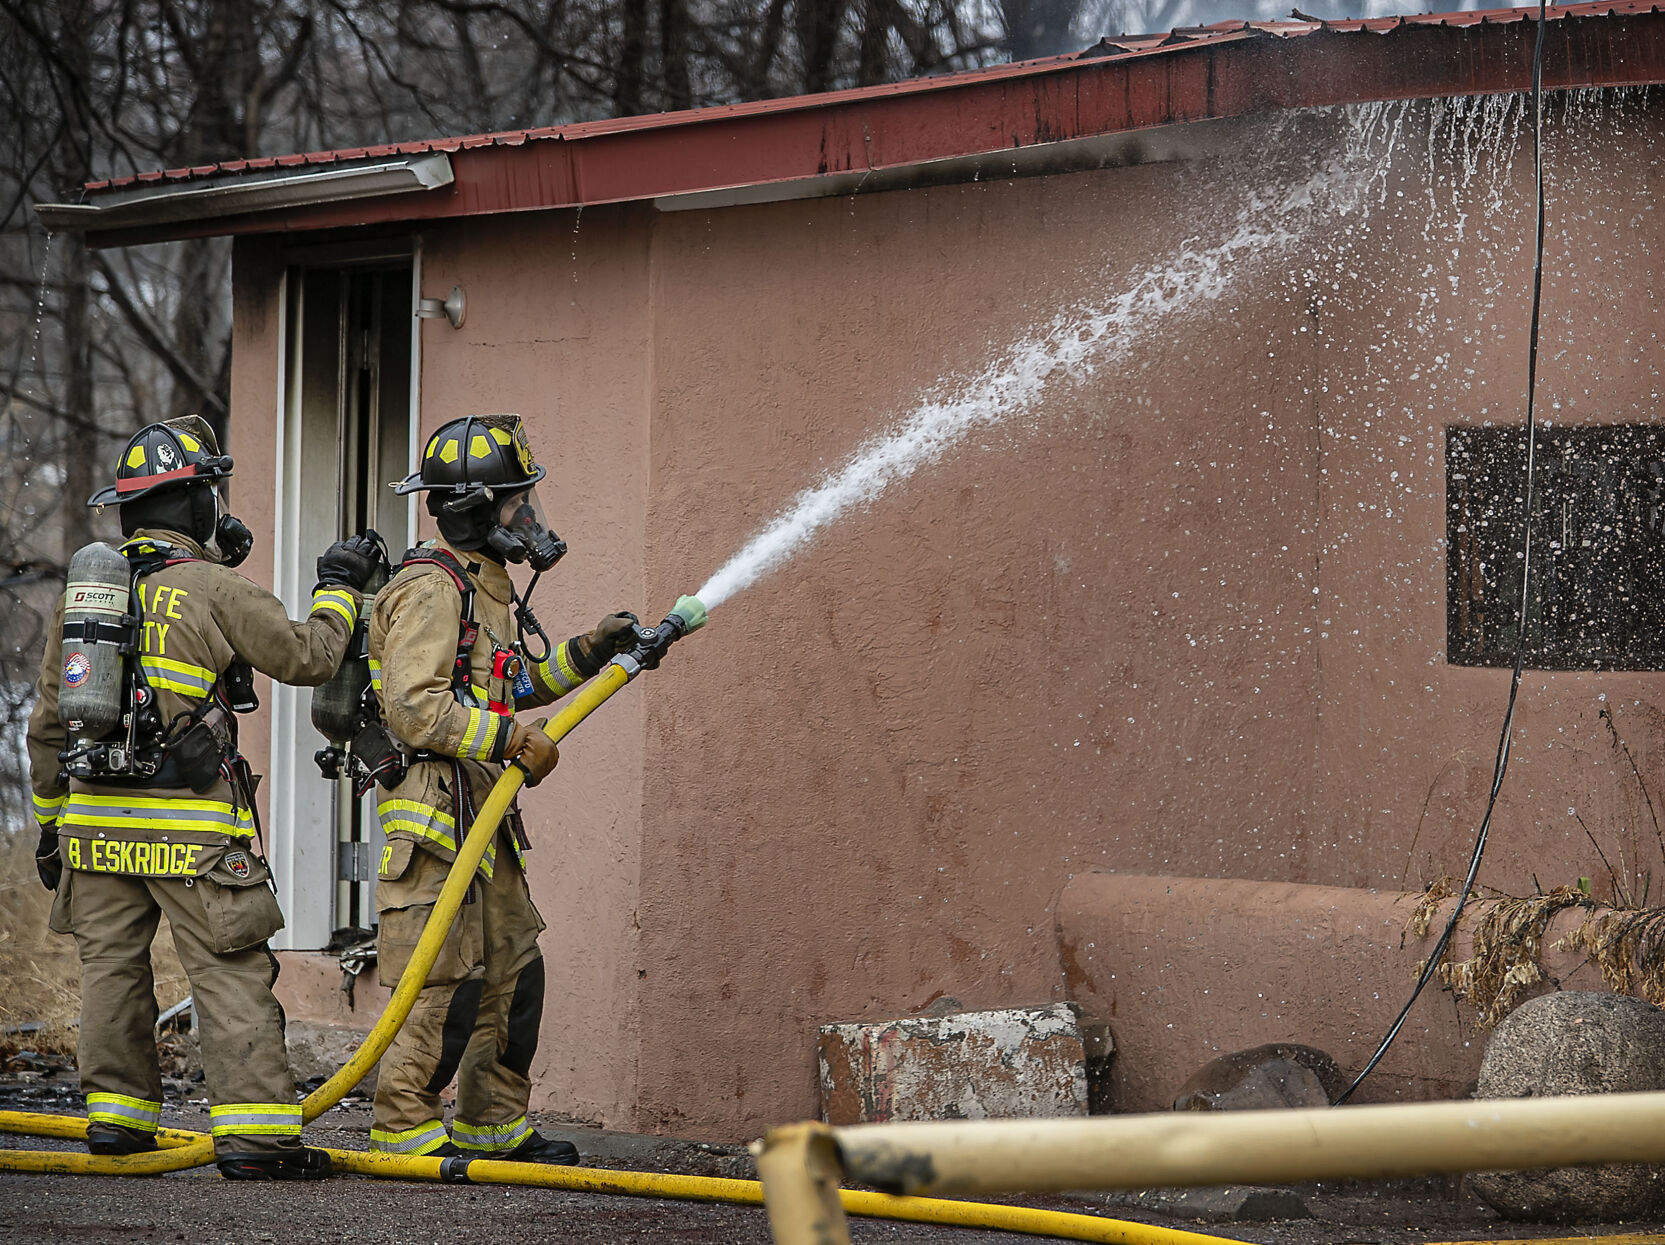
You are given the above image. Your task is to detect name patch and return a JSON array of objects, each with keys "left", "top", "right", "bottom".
[{"left": 65, "top": 836, "right": 204, "bottom": 877}]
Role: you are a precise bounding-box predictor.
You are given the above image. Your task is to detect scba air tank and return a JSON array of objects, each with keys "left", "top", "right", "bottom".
[
  {"left": 58, "top": 542, "right": 132, "bottom": 739},
  {"left": 310, "top": 557, "right": 389, "bottom": 747}
]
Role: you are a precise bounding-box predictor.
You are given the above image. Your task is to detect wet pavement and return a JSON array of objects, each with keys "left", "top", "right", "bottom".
[{"left": 3, "top": 1078, "right": 1663, "bottom": 1244}]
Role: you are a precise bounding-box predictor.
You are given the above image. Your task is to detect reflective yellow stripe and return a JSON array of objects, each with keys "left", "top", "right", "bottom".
[
  {"left": 309, "top": 587, "right": 358, "bottom": 626},
  {"left": 32, "top": 791, "right": 67, "bottom": 824},
  {"left": 63, "top": 794, "right": 253, "bottom": 838},
  {"left": 367, "top": 657, "right": 383, "bottom": 694},
  {"left": 450, "top": 1114, "right": 532, "bottom": 1152},
  {"left": 477, "top": 712, "right": 505, "bottom": 761},
  {"left": 140, "top": 655, "right": 215, "bottom": 697},
  {"left": 67, "top": 794, "right": 241, "bottom": 813},
  {"left": 369, "top": 1120, "right": 450, "bottom": 1155},
  {"left": 458, "top": 706, "right": 486, "bottom": 760},
  {"left": 379, "top": 817, "right": 458, "bottom": 854},
  {"left": 553, "top": 642, "right": 584, "bottom": 690},
  {"left": 86, "top": 1092, "right": 161, "bottom": 1132},
  {"left": 209, "top": 1102, "right": 303, "bottom": 1137},
  {"left": 376, "top": 798, "right": 495, "bottom": 879},
  {"left": 376, "top": 798, "right": 455, "bottom": 829}
]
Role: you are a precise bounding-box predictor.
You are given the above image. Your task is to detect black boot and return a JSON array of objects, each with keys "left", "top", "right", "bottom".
[
  {"left": 216, "top": 1147, "right": 333, "bottom": 1181},
  {"left": 86, "top": 1124, "right": 158, "bottom": 1156},
  {"left": 500, "top": 1131, "right": 580, "bottom": 1165}
]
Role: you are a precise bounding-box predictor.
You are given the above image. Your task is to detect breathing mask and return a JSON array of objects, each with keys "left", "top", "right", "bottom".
[
  {"left": 484, "top": 487, "right": 565, "bottom": 572},
  {"left": 205, "top": 485, "right": 254, "bottom": 568}
]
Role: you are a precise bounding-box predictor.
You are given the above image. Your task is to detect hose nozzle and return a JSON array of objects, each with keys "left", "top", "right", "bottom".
[
  {"left": 620, "top": 594, "right": 708, "bottom": 673},
  {"left": 667, "top": 594, "right": 707, "bottom": 635}
]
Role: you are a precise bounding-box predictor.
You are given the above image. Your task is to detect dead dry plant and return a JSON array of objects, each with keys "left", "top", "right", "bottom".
[
  {"left": 1433, "top": 885, "right": 1592, "bottom": 1026},
  {"left": 1404, "top": 875, "right": 1461, "bottom": 941},
  {"left": 1559, "top": 906, "right": 1665, "bottom": 1007}
]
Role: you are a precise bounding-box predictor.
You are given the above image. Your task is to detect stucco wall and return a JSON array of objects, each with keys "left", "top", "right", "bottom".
[
  {"left": 632, "top": 99, "right": 1665, "bottom": 1133},
  {"left": 415, "top": 208, "right": 655, "bottom": 1126},
  {"left": 229, "top": 95, "right": 1665, "bottom": 1138}
]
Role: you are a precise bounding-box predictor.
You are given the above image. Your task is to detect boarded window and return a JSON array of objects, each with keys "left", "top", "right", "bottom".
[{"left": 1446, "top": 424, "right": 1665, "bottom": 670}]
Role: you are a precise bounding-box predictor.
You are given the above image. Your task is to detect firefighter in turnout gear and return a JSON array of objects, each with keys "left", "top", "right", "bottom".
[
  {"left": 26, "top": 416, "right": 380, "bottom": 1180},
  {"left": 367, "top": 414, "right": 636, "bottom": 1163}
]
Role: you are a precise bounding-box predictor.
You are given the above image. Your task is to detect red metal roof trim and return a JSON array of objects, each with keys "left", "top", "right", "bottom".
[
  {"left": 76, "top": 3, "right": 1665, "bottom": 247},
  {"left": 86, "top": 2, "right": 1659, "bottom": 196}
]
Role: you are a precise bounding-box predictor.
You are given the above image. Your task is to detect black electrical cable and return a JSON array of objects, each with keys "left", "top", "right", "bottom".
[{"left": 1331, "top": 0, "right": 1551, "bottom": 1107}]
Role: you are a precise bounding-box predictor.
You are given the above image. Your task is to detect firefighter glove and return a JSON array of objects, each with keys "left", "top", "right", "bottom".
[
  {"left": 499, "top": 715, "right": 559, "bottom": 782},
  {"left": 505, "top": 720, "right": 559, "bottom": 787},
  {"left": 316, "top": 534, "right": 382, "bottom": 591},
  {"left": 584, "top": 611, "right": 639, "bottom": 661},
  {"left": 35, "top": 826, "right": 62, "bottom": 891}
]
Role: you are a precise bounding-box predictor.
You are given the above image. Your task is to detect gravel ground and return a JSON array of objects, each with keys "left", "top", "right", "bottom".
[{"left": 4, "top": 1077, "right": 1664, "bottom": 1244}]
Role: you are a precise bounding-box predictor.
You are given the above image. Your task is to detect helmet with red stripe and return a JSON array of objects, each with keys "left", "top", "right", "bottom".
[{"left": 88, "top": 416, "right": 233, "bottom": 507}]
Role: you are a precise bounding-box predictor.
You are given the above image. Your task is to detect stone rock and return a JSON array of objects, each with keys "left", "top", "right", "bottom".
[
  {"left": 818, "top": 1002, "right": 1092, "bottom": 1125},
  {"left": 284, "top": 1020, "right": 378, "bottom": 1096},
  {"left": 1172, "top": 1043, "right": 1343, "bottom": 1111},
  {"left": 1471, "top": 991, "right": 1665, "bottom": 1224}
]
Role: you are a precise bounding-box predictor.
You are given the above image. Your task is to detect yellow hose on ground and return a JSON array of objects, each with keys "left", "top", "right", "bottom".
[
  {"left": 0, "top": 1110, "right": 1243, "bottom": 1245},
  {"left": 0, "top": 644, "right": 1245, "bottom": 1243},
  {"left": 0, "top": 661, "right": 634, "bottom": 1177}
]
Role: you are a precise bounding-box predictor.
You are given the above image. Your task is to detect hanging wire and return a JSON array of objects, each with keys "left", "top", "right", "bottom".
[{"left": 1331, "top": 0, "right": 1551, "bottom": 1106}]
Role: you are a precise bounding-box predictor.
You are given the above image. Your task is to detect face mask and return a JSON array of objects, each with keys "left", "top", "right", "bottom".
[
  {"left": 206, "top": 487, "right": 253, "bottom": 568},
  {"left": 485, "top": 488, "right": 565, "bottom": 572}
]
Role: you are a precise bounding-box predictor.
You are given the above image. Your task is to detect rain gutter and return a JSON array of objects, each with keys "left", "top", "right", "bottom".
[{"left": 35, "top": 153, "right": 453, "bottom": 235}]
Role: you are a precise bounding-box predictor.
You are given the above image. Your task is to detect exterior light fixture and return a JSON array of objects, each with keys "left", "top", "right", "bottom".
[
  {"left": 415, "top": 285, "right": 467, "bottom": 329},
  {"left": 34, "top": 153, "right": 455, "bottom": 233}
]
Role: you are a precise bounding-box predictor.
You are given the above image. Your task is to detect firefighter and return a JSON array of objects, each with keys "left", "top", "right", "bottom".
[
  {"left": 27, "top": 416, "right": 380, "bottom": 1180},
  {"left": 366, "top": 413, "right": 636, "bottom": 1163}
]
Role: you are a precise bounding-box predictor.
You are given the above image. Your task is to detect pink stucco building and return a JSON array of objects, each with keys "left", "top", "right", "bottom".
[{"left": 42, "top": 5, "right": 1665, "bottom": 1137}]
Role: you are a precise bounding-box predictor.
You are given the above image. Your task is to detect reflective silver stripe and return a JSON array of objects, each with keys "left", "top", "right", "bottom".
[
  {"left": 368, "top": 1121, "right": 451, "bottom": 1154},
  {"left": 450, "top": 1115, "right": 532, "bottom": 1151},
  {"left": 208, "top": 1102, "right": 303, "bottom": 1137},
  {"left": 310, "top": 587, "right": 359, "bottom": 626},
  {"left": 64, "top": 795, "right": 255, "bottom": 837},
  {"left": 139, "top": 655, "right": 216, "bottom": 696},
  {"left": 86, "top": 1093, "right": 161, "bottom": 1131},
  {"left": 32, "top": 791, "right": 67, "bottom": 823}
]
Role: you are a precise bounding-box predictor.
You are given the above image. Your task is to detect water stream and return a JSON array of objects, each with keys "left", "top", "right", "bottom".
[
  {"left": 692, "top": 89, "right": 1649, "bottom": 612},
  {"left": 694, "top": 108, "right": 1380, "bottom": 608}
]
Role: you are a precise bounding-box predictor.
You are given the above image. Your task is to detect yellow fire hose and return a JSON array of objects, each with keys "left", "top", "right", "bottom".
[
  {"left": 0, "top": 1111, "right": 1239, "bottom": 1245},
  {"left": 0, "top": 598, "right": 1239, "bottom": 1243}
]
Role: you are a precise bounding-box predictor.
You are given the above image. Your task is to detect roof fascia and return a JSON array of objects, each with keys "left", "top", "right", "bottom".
[{"left": 75, "top": 15, "right": 1665, "bottom": 250}]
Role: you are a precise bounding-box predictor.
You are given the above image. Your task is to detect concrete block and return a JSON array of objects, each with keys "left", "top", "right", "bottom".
[{"left": 817, "top": 1002, "right": 1093, "bottom": 1125}]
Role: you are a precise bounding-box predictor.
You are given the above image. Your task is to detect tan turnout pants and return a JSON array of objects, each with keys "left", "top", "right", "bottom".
[
  {"left": 370, "top": 831, "right": 546, "bottom": 1156},
  {"left": 53, "top": 860, "right": 304, "bottom": 1158}
]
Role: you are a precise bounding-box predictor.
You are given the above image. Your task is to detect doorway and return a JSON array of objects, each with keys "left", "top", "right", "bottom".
[{"left": 269, "top": 253, "right": 418, "bottom": 950}]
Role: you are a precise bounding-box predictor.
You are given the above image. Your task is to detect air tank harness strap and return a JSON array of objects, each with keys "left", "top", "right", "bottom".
[
  {"left": 398, "top": 548, "right": 528, "bottom": 859},
  {"left": 399, "top": 549, "right": 479, "bottom": 704}
]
